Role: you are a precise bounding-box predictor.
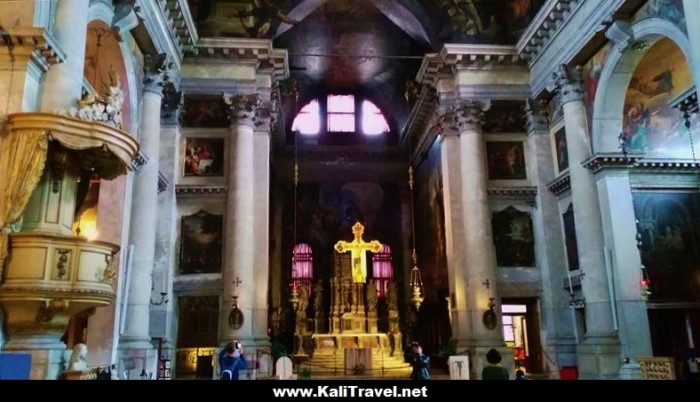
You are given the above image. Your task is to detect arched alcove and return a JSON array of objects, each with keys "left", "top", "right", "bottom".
[
  {"left": 83, "top": 20, "right": 132, "bottom": 133},
  {"left": 591, "top": 19, "right": 694, "bottom": 155}
]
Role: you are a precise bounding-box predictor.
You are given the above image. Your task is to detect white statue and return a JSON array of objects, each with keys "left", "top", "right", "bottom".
[
  {"left": 67, "top": 343, "right": 88, "bottom": 372},
  {"left": 59, "top": 69, "right": 124, "bottom": 129}
]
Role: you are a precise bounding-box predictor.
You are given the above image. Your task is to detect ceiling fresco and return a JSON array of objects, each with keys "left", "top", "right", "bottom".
[{"left": 187, "top": 0, "right": 545, "bottom": 139}]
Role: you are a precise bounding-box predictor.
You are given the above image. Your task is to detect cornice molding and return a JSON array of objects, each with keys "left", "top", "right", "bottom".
[
  {"left": 546, "top": 172, "right": 571, "bottom": 196},
  {"left": 0, "top": 27, "right": 65, "bottom": 73},
  {"left": 186, "top": 37, "right": 289, "bottom": 82},
  {"left": 417, "top": 44, "right": 525, "bottom": 89},
  {"left": 633, "top": 159, "right": 700, "bottom": 172},
  {"left": 134, "top": 0, "right": 183, "bottom": 68},
  {"left": 488, "top": 187, "right": 538, "bottom": 202},
  {"left": 517, "top": 0, "right": 583, "bottom": 64},
  {"left": 528, "top": 0, "right": 624, "bottom": 96},
  {"left": 670, "top": 86, "right": 698, "bottom": 114},
  {"left": 582, "top": 152, "right": 643, "bottom": 174},
  {"left": 175, "top": 186, "right": 228, "bottom": 197}
]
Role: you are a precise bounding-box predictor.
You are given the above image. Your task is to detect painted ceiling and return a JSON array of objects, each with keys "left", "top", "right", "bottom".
[{"left": 188, "top": 0, "right": 545, "bottom": 134}]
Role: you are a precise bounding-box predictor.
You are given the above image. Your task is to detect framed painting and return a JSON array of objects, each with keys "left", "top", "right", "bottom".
[
  {"left": 180, "top": 210, "right": 223, "bottom": 274},
  {"left": 183, "top": 137, "right": 225, "bottom": 177},
  {"left": 492, "top": 206, "right": 535, "bottom": 267},
  {"left": 562, "top": 204, "right": 579, "bottom": 271},
  {"left": 553, "top": 126, "right": 569, "bottom": 173},
  {"left": 486, "top": 141, "right": 527, "bottom": 180}
]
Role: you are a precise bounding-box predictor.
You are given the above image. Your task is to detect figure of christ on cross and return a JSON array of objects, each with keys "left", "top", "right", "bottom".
[{"left": 334, "top": 222, "right": 383, "bottom": 283}]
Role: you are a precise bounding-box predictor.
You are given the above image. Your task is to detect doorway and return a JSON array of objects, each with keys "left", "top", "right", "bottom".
[
  {"left": 501, "top": 299, "right": 543, "bottom": 374},
  {"left": 648, "top": 306, "right": 700, "bottom": 377},
  {"left": 175, "top": 295, "right": 220, "bottom": 379}
]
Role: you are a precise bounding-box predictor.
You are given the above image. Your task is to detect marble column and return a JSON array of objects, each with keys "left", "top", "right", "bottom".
[
  {"left": 120, "top": 66, "right": 165, "bottom": 374},
  {"left": 525, "top": 100, "right": 577, "bottom": 375},
  {"left": 682, "top": 1, "right": 700, "bottom": 94},
  {"left": 548, "top": 65, "right": 621, "bottom": 378},
  {"left": 454, "top": 100, "right": 509, "bottom": 377},
  {"left": 251, "top": 114, "right": 272, "bottom": 352},
  {"left": 150, "top": 88, "right": 183, "bottom": 365},
  {"left": 40, "top": 0, "right": 89, "bottom": 111},
  {"left": 220, "top": 94, "right": 258, "bottom": 347},
  {"left": 594, "top": 167, "right": 652, "bottom": 377},
  {"left": 437, "top": 113, "right": 469, "bottom": 348}
]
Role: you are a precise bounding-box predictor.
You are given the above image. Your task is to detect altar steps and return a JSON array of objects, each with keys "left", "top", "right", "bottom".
[{"left": 298, "top": 349, "right": 412, "bottom": 379}]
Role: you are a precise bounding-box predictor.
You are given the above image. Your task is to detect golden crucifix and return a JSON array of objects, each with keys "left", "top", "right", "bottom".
[{"left": 334, "top": 221, "right": 382, "bottom": 283}]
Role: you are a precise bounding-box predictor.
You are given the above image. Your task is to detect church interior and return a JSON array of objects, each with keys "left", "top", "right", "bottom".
[{"left": 1, "top": 0, "right": 699, "bottom": 380}]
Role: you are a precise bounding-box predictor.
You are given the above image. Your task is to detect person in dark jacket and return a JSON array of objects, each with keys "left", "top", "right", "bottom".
[
  {"left": 408, "top": 342, "right": 431, "bottom": 380},
  {"left": 481, "top": 348, "right": 509, "bottom": 380},
  {"left": 218, "top": 341, "right": 248, "bottom": 380}
]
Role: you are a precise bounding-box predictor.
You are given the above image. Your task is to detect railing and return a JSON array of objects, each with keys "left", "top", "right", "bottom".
[{"left": 638, "top": 357, "right": 676, "bottom": 380}]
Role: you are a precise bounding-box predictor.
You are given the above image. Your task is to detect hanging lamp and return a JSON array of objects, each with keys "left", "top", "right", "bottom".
[{"left": 407, "top": 129, "right": 424, "bottom": 311}]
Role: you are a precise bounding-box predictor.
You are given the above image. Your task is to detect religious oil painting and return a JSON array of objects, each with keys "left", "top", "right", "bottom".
[
  {"left": 562, "top": 204, "right": 579, "bottom": 272},
  {"left": 622, "top": 38, "right": 697, "bottom": 158},
  {"left": 483, "top": 101, "right": 526, "bottom": 133},
  {"left": 581, "top": 42, "right": 612, "bottom": 131},
  {"left": 183, "top": 138, "right": 224, "bottom": 177},
  {"left": 189, "top": 0, "right": 298, "bottom": 38},
  {"left": 434, "top": 0, "right": 546, "bottom": 44},
  {"left": 180, "top": 211, "right": 223, "bottom": 275},
  {"left": 486, "top": 141, "right": 527, "bottom": 180},
  {"left": 633, "top": 192, "right": 700, "bottom": 302},
  {"left": 492, "top": 206, "right": 535, "bottom": 267},
  {"left": 553, "top": 127, "right": 569, "bottom": 173},
  {"left": 415, "top": 137, "right": 448, "bottom": 298},
  {"left": 182, "top": 95, "right": 228, "bottom": 128}
]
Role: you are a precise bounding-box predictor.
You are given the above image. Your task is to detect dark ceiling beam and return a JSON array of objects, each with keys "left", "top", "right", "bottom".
[
  {"left": 371, "top": 0, "right": 431, "bottom": 46},
  {"left": 274, "top": 0, "right": 331, "bottom": 38}
]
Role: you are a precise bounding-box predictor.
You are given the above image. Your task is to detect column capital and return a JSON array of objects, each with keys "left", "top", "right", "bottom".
[
  {"left": 253, "top": 109, "right": 273, "bottom": 134},
  {"left": 524, "top": 99, "right": 549, "bottom": 134},
  {"left": 439, "top": 99, "right": 490, "bottom": 133},
  {"left": 547, "top": 65, "right": 585, "bottom": 105},
  {"left": 160, "top": 84, "right": 183, "bottom": 126},
  {"left": 223, "top": 93, "right": 262, "bottom": 126},
  {"left": 143, "top": 53, "right": 171, "bottom": 96}
]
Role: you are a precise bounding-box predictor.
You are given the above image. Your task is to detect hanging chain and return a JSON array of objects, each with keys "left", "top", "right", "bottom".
[{"left": 684, "top": 111, "right": 696, "bottom": 163}]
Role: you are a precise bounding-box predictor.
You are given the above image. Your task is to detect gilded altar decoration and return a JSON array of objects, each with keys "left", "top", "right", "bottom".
[
  {"left": 60, "top": 69, "right": 124, "bottom": 129},
  {"left": 334, "top": 222, "right": 382, "bottom": 284}
]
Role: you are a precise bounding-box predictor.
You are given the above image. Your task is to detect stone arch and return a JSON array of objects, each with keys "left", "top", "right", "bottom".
[
  {"left": 86, "top": 1, "right": 140, "bottom": 134},
  {"left": 591, "top": 18, "right": 692, "bottom": 154}
]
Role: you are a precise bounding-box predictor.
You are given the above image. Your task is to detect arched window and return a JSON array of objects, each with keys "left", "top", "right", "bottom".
[
  {"left": 291, "top": 100, "right": 321, "bottom": 135},
  {"left": 361, "top": 100, "right": 389, "bottom": 135},
  {"left": 372, "top": 244, "right": 393, "bottom": 297},
  {"left": 292, "top": 243, "right": 313, "bottom": 293},
  {"left": 290, "top": 95, "right": 390, "bottom": 136}
]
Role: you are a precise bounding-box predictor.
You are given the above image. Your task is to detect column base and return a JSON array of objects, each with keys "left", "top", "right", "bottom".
[
  {"left": 618, "top": 362, "right": 643, "bottom": 380},
  {"left": 541, "top": 336, "right": 578, "bottom": 378},
  {"left": 117, "top": 338, "right": 157, "bottom": 380},
  {"left": 577, "top": 333, "right": 621, "bottom": 379},
  {"left": 2, "top": 335, "right": 67, "bottom": 379}
]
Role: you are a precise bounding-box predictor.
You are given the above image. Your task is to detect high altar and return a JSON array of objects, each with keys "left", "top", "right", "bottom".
[{"left": 294, "top": 222, "right": 407, "bottom": 376}]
